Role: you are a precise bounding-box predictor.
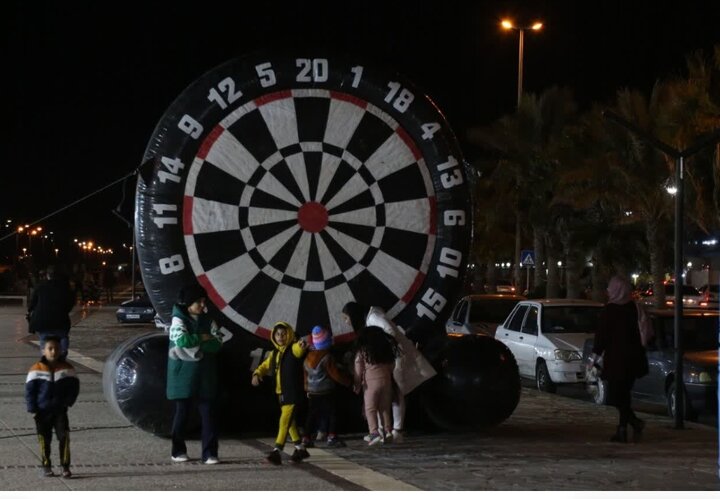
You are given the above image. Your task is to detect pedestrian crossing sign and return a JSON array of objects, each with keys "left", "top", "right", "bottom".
[{"left": 521, "top": 250, "right": 535, "bottom": 267}]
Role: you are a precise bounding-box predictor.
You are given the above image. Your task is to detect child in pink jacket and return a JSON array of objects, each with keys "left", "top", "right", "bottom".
[{"left": 353, "top": 325, "right": 398, "bottom": 446}]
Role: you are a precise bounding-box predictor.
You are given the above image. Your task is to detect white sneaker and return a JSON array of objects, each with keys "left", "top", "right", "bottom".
[
  {"left": 391, "top": 429, "right": 404, "bottom": 444},
  {"left": 203, "top": 457, "right": 220, "bottom": 465},
  {"left": 171, "top": 454, "right": 189, "bottom": 462},
  {"left": 367, "top": 433, "right": 383, "bottom": 446},
  {"left": 363, "top": 434, "right": 373, "bottom": 442}
]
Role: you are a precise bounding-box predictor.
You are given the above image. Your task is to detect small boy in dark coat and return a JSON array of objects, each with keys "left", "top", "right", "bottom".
[{"left": 25, "top": 336, "right": 80, "bottom": 477}]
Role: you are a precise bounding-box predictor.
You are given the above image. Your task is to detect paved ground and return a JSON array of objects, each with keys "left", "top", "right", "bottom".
[{"left": 0, "top": 302, "right": 718, "bottom": 491}]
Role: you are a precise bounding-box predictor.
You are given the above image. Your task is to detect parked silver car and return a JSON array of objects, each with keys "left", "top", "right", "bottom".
[
  {"left": 446, "top": 294, "right": 525, "bottom": 336},
  {"left": 585, "top": 309, "right": 718, "bottom": 421}
]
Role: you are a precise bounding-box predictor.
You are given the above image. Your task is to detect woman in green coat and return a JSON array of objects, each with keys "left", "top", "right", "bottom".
[{"left": 167, "top": 283, "right": 223, "bottom": 464}]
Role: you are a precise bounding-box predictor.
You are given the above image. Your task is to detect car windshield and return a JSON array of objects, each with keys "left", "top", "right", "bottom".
[
  {"left": 541, "top": 306, "right": 602, "bottom": 333},
  {"left": 652, "top": 315, "right": 719, "bottom": 350},
  {"left": 469, "top": 299, "right": 521, "bottom": 323}
]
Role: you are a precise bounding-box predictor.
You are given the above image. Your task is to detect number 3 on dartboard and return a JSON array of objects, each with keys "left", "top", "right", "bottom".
[{"left": 159, "top": 254, "right": 185, "bottom": 275}]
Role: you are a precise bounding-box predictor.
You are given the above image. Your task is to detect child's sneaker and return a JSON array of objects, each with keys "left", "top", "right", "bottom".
[
  {"left": 367, "top": 432, "right": 383, "bottom": 446},
  {"left": 42, "top": 466, "right": 54, "bottom": 477},
  {"left": 391, "top": 429, "right": 404, "bottom": 444},
  {"left": 316, "top": 431, "right": 327, "bottom": 441},
  {"left": 363, "top": 434, "right": 373, "bottom": 442},
  {"left": 203, "top": 457, "right": 220, "bottom": 465},
  {"left": 62, "top": 467, "right": 72, "bottom": 478},
  {"left": 301, "top": 436, "right": 314, "bottom": 448},
  {"left": 265, "top": 449, "right": 282, "bottom": 466},
  {"left": 326, "top": 437, "right": 346, "bottom": 448},
  {"left": 171, "top": 454, "right": 189, "bottom": 463},
  {"left": 290, "top": 447, "right": 310, "bottom": 462}
]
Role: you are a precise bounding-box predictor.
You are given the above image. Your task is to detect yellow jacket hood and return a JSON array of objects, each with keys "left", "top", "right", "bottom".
[{"left": 270, "top": 321, "right": 296, "bottom": 351}]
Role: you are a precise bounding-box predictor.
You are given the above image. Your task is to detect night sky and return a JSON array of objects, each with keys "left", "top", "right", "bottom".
[{"left": 3, "top": 0, "right": 720, "bottom": 253}]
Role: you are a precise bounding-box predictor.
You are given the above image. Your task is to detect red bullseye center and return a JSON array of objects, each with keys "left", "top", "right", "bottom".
[{"left": 297, "top": 202, "right": 328, "bottom": 233}]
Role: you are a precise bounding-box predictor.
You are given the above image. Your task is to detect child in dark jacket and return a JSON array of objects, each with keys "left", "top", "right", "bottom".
[
  {"left": 302, "top": 326, "right": 352, "bottom": 448},
  {"left": 25, "top": 336, "right": 80, "bottom": 477},
  {"left": 252, "top": 321, "right": 309, "bottom": 465}
]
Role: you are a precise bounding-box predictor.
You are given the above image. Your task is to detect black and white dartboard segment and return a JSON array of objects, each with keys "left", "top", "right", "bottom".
[{"left": 137, "top": 54, "right": 470, "bottom": 340}]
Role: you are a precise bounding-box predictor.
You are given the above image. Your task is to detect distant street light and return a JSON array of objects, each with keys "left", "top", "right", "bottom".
[{"left": 501, "top": 18, "right": 543, "bottom": 107}]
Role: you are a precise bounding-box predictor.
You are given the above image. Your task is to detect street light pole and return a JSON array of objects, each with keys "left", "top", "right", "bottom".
[
  {"left": 516, "top": 28, "right": 524, "bottom": 107},
  {"left": 501, "top": 19, "right": 543, "bottom": 288}
]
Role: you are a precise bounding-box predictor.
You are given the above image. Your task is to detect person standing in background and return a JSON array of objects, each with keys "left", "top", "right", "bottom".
[
  {"left": 27, "top": 266, "right": 76, "bottom": 358},
  {"left": 590, "top": 275, "right": 648, "bottom": 443}
]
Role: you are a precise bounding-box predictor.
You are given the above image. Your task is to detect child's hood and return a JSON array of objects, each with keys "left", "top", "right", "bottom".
[{"left": 270, "top": 321, "right": 296, "bottom": 350}]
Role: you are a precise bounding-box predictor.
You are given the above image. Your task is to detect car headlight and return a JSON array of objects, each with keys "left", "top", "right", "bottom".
[
  {"left": 554, "top": 349, "right": 582, "bottom": 361},
  {"left": 117, "top": 308, "right": 126, "bottom": 314},
  {"left": 687, "top": 369, "right": 713, "bottom": 384}
]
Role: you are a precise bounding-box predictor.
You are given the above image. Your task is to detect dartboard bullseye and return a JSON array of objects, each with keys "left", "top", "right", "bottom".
[{"left": 136, "top": 53, "right": 471, "bottom": 341}]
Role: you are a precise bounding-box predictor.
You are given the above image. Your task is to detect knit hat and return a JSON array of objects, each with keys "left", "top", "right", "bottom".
[
  {"left": 178, "top": 283, "right": 207, "bottom": 306},
  {"left": 311, "top": 325, "right": 332, "bottom": 350}
]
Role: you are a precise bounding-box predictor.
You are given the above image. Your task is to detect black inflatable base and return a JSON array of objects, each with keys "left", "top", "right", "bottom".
[{"left": 103, "top": 332, "right": 520, "bottom": 436}]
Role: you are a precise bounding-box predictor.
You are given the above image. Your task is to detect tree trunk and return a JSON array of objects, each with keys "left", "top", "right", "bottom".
[
  {"left": 646, "top": 220, "right": 667, "bottom": 308},
  {"left": 513, "top": 210, "right": 522, "bottom": 288},
  {"left": 533, "top": 227, "right": 546, "bottom": 296},
  {"left": 485, "top": 258, "right": 498, "bottom": 294},
  {"left": 545, "top": 231, "right": 561, "bottom": 298},
  {"left": 565, "top": 246, "right": 584, "bottom": 298}
]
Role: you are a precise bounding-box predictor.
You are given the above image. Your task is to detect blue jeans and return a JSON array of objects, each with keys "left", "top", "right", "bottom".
[{"left": 38, "top": 330, "right": 69, "bottom": 358}]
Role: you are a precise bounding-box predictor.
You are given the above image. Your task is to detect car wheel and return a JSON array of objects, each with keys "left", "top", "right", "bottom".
[
  {"left": 666, "top": 382, "right": 697, "bottom": 421},
  {"left": 536, "top": 361, "right": 557, "bottom": 393}
]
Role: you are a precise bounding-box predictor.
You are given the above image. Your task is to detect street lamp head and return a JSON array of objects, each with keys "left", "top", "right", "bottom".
[{"left": 500, "top": 19, "right": 544, "bottom": 31}]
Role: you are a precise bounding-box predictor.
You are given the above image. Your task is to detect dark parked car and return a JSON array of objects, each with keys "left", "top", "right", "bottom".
[
  {"left": 585, "top": 309, "right": 718, "bottom": 420},
  {"left": 446, "top": 294, "right": 525, "bottom": 337},
  {"left": 116, "top": 295, "right": 156, "bottom": 324},
  {"left": 638, "top": 284, "right": 710, "bottom": 309}
]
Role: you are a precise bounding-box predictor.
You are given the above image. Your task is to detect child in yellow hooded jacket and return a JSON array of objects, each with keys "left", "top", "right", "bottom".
[{"left": 252, "top": 321, "right": 309, "bottom": 465}]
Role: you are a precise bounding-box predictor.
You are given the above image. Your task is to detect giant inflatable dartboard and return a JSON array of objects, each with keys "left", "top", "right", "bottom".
[{"left": 136, "top": 53, "right": 471, "bottom": 339}]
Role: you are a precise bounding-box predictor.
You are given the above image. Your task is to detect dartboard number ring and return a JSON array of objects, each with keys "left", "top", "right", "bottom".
[{"left": 137, "top": 53, "right": 471, "bottom": 341}]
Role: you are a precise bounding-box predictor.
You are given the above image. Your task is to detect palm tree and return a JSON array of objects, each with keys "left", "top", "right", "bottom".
[{"left": 467, "top": 87, "right": 578, "bottom": 297}]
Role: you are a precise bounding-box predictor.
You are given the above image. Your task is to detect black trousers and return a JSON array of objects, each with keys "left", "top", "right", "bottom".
[
  {"left": 606, "top": 377, "right": 636, "bottom": 426},
  {"left": 171, "top": 398, "right": 218, "bottom": 461},
  {"left": 305, "top": 393, "right": 338, "bottom": 438},
  {"left": 35, "top": 409, "right": 70, "bottom": 468}
]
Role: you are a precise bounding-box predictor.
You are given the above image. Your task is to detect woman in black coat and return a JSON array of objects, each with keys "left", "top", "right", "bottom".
[{"left": 591, "top": 275, "right": 648, "bottom": 443}]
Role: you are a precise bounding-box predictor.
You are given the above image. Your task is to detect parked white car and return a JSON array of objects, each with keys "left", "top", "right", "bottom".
[{"left": 496, "top": 299, "right": 604, "bottom": 392}]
